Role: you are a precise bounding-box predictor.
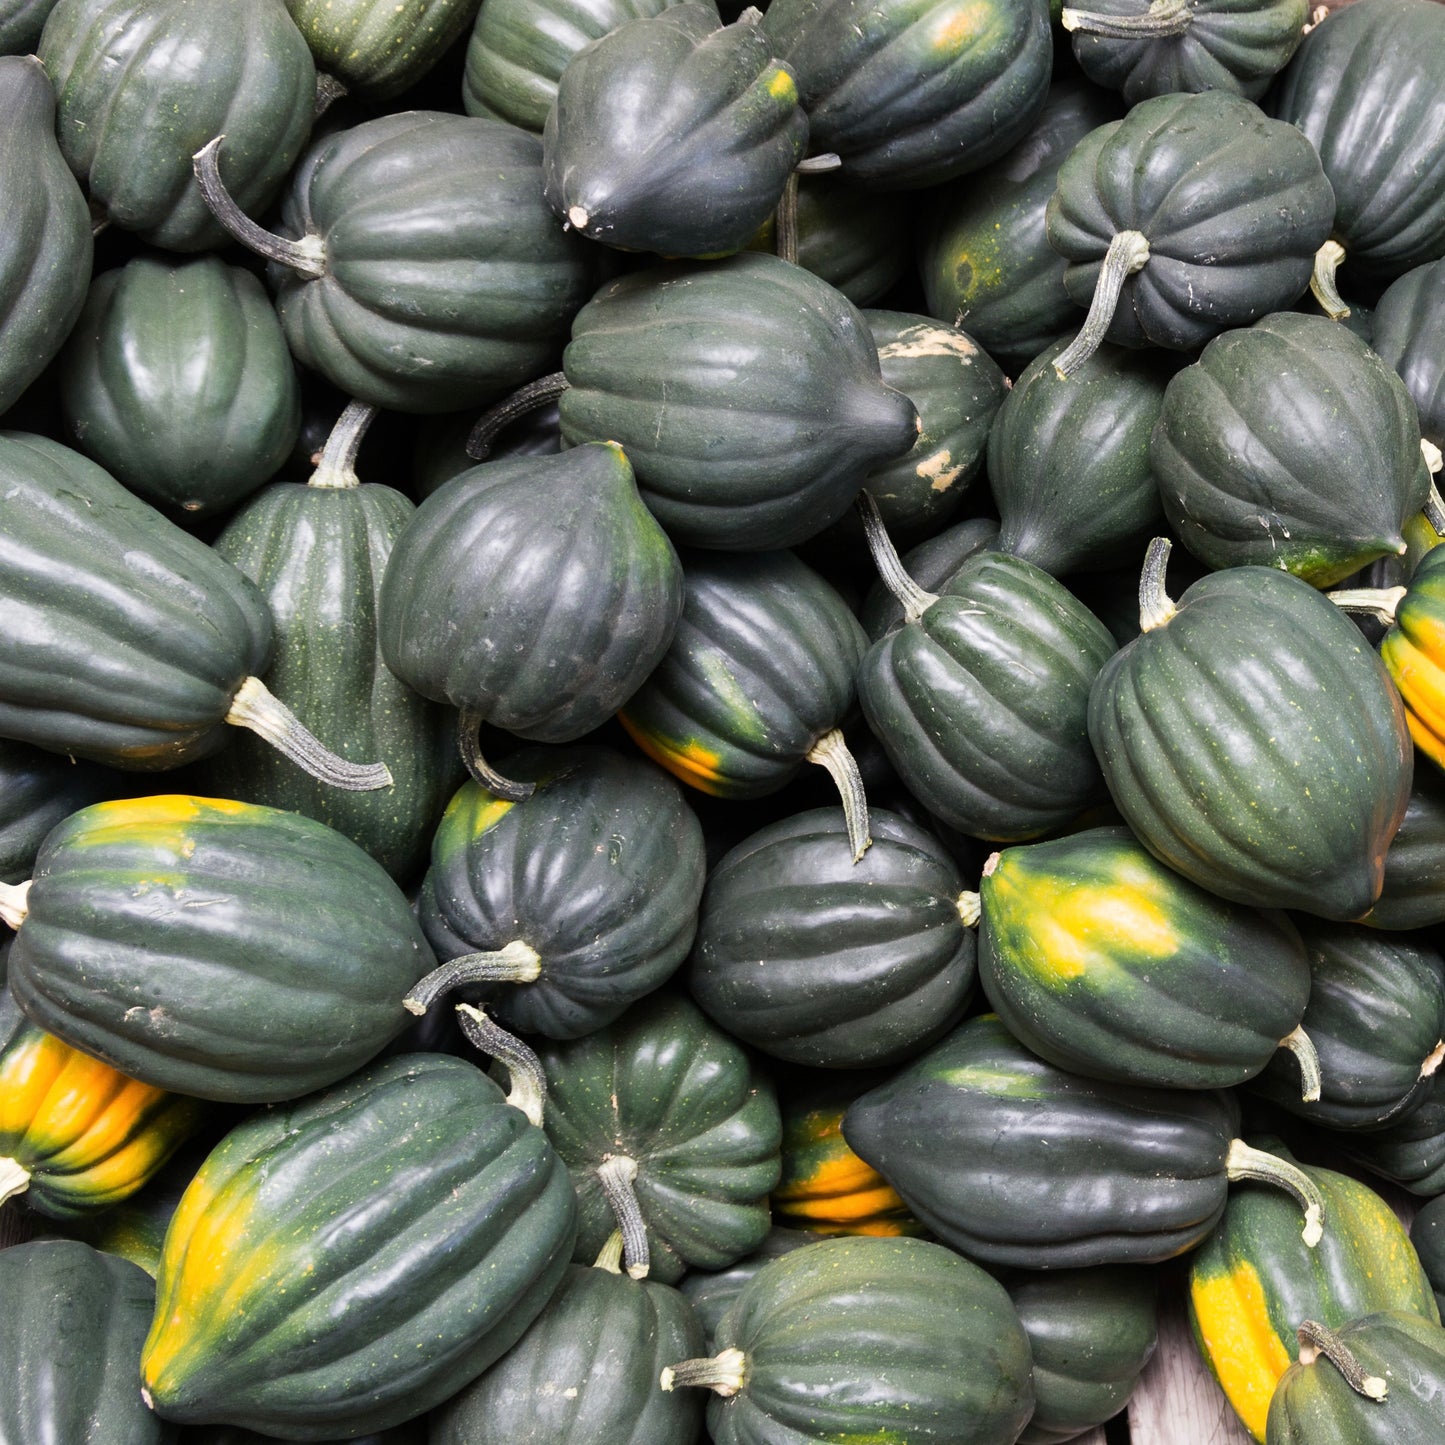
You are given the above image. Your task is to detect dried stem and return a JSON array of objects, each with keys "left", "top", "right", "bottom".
[
  {"left": 457, "top": 710, "right": 535, "bottom": 802},
  {"left": 192, "top": 137, "right": 327, "bottom": 279},
  {"left": 806, "top": 728, "right": 871, "bottom": 862},
  {"left": 857, "top": 492, "right": 938, "bottom": 624},
  {"left": 596, "top": 1155, "right": 651, "bottom": 1280},
  {"left": 403, "top": 942, "right": 544, "bottom": 1014},
  {"left": 456, "top": 1003, "right": 546, "bottom": 1127},
  {"left": 1054, "top": 230, "right": 1150, "bottom": 378},
  {"left": 225, "top": 676, "right": 392, "bottom": 790},
  {"left": 308, "top": 402, "right": 376, "bottom": 490}
]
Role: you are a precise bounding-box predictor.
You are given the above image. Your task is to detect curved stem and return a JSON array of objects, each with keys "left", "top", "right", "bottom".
[
  {"left": 192, "top": 137, "right": 327, "bottom": 279},
  {"left": 0, "top": 1157, "right": 30, "bottom": 1206},
  {"left": 403, "top": 941, "right": 543, "bottom": 1014},
  {"left": 1279, "top": 1025, "right": 1322, "bottom": 1103},
  {"left": 806, "top": 728, "right": 871, "bottom": 862},
  {"left": 1296, "top": 1320, "right": 1388, "bottom": 1399},
  {"left": 0, "top": 879, "right": 30, "bottom": 931},
  {"left": 314, "top": 72, "right": 348, "bottom": 117},
  {"left": 1310, "top": 240, "right": 1350, "bottom": 321},
  {"left": 856, "top": 492, "right": 938, "bottom": 623},
  {"left": 1422, "top": 1040, "right": 1444, "bottom": 1079},
  {"left": 1226, "top": 1138, "right": 1325, "bottom": 1247},
  {"left": 594, "top": 1230, "right": 625, "bottom": 1274},
  {"left": 1325, "top": 585, "right": 1405, "bottom": 626},
  {"left": 775, "top": 171, "right": 800, "bottom": 266},
  {"left": 794, "top": 152, "right": 841, "bottom": 175},
  {"left": 457, "top": 710, "right": 536, "bottom": 802},
  {"left": 226, "top": 676, "right": 392, "bottom": 790},
  {"left": 1054, "top": 230, "right": 1151, "bottom": 379},
  {"left": 1063, "top": 0, "right": 1192, "bottom": 34},
  {"left": 308, "top": 402, "right": 376, "bottom": 489},
  {"left": 956, "top": 891, "right": 980, "bottom": 928},
  {"left": 455, "top": 1003, "right": 546, "bottom": 1127},
  {"left": 660, "top": 1347, "right": 748, "bottom": 1396},
  {"left": 596, "top": 1155, "right": 651, "bottom": 1280},
  {"left": 465, "top": 372, "right": 569, "bottom": 462},
  {"left": 1138, "top": 537, "right": 1177, "bottom": 632}
]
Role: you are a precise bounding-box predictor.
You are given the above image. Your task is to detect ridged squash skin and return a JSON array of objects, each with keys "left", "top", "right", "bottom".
[
  {"left": 859, "top": 515, "right": 1000, "bottom": 640},
  {"left": 379, "top": 443, "right": 683, "bottom": 742},
  {"left": 0, "top": 432, "right": 274, "bottom": 770},
  {"left": 1366, "top": 769, "right": 1445, "bottom": 930},
  {"left": 0, "top": 1239, "right": 171, "bottom": 1444},
  {"left": 558, "top": 252, "right": 920, "bottom": 549},
  {"left": 979, "top": 826, "right": 1312, "bottom": 1091},
  {"left": 1189, "top": 1144, "right": 1440, "bottom": 1444},
  {"left": 918, "top": 77, "right": 1123, "bottom": 370},
  {"left": 675, "top": 1226, "right": 820, "bottom": 1348},
  {"left": 1087, "top": 563, "right": 1413, "bottom": 920},
  {"left": 703, "top": 1235, "right": 1036, "bottom": 1445},
  {"left": 6, "top": 796, "right": 436, "bottom": 1102},
  {"left": 1372, "top": 259, "right": 1445, "bottom": 448},
  {"left": 1265, "top": 1311, "right": 1445, "bottom": 1445},
  {"left": 274, "top": 112, "right": 603, "bottom": 414},
  {"left": 618, "top": 550, "right": 868, "bottom": 798},
  {"left": 537, "top": 990, "right": 781, "bottom": 1284},
  {"left": 1010, "top": 1267, "right": 1158, "bottom": 1445},
  {"left": 762, "top": 0, "right": 1054, "bottom": 190},
  {"left": 843, "top": 1013, "right": 1244, "bottom": 1268},
  {"left": 140, "top": 1054, "right": 579, "bottom": 1439},
  {"left": 0, "top": 740, "right": 116, "bottom": 883},
  {"left": 1273, "top": 0, "right": 1445, "bottom": 278},
  {"left": 542, "top": 4, "right": 807, "bottom": 259},
  {"left": 1152, "top": 312, "right": 1429, "bottom": 587},
  {"left": 1379, "top": 547, "right": 1445, "bottom": 772},
  {"left": 1414, "top": 1194, "right": 1445, "bottom": 1317},
  {"left": 1068, "top": 0, "right": 1307, "bottom": 103},
  {"left": 1046, "top": 90, "right": 1335, "bottom": 351},
  {"left": 688, "top": 808, "right": 977, "bottom": 1069},
  {"left": 858, "top": 550, "right": 1117, "bottom": 841},
  {"left": 0, "top": 56, "right": 91, "bottom": 415},
  {"left": 201, "top": 475, "right": 457, "bottom": 882},
  {"left": 418, "top": 748, "right": 706, "bottom": 1039},
  {"left": 38, "top": 0, "right": 316, "bottom": 251},
  {"left": 1333, "top": 1076, "right": 1445, "bottom": 1196},
  {"left": 429, "top": 1262, "right": 706, "bottom": 1445},
  {"left": 283, "top": 0, "right": 482, "bottom": 99},
  {"left": 0, "top": 984, "right": 204, "bottom": 1220},
  {"left": 57, "top": 256, "right": 301, "bottom": 517}
]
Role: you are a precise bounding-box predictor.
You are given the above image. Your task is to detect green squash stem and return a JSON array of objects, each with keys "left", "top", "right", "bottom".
[
  {"left": 225, "top": 675, "right": 393, "bottom": 791},
  {"left": 0, "top": 1157, "right": 30, "bottom": 1207},
  {"left": 191, "top": 137, "right": 328, "bottom": 280},
  {"left": 457, "top": 710, "right": 536, "bottom": 802},
  {"left": 402, "top": 941, "right": 544, "bottom": 1014},
  {"left": 1324, "top": 585, "right": 1406, "bottom": 626},
  {"left": 660, "top": 1347, "right": 748, "bottom": 1396},
  {"left": 856, "top": 491, "right": 939, "bottom": 624},
  {"left": 1279, "top": 1025, "right": 1323, "bottom": 1103},
  {"left": 596, "top": 1154, "right": 651, "bottom": 1280},
  {"left": 308, "top": 401, "right": 376, "bottom": 490},
  {"left": 1062, "top": 0, "right": 1193, "bottom": 36},
  {"left": 1296, "top": 1320, "right": 1388, "bottom": 1400},
  {"left": 805, "top": 728, "right": 872, "bottom": 862},
  {"left": 1309, "top": 240, "right": 1351, "bottom": 322},
  {"left": 1138, "top": 536, "right": 1178, "bottom": 632},
  {"left": 464, "top": 372, "right": 569, "bottom": 462},
  {"left": 455, "top": 1002, "right": 547, "bottom": 1127},
  {"left": 0, "top": 879, "right": 30, "bottom": 931},
  {"left": 1054, "top": 230, "right": 1150, "bottom": 379},
  {"left": 1226, "top": 1139, "right": 1326, "bottom": 1247},
  {"left": 594, "top": 1230, "right": 626, "bottom": 1273}
]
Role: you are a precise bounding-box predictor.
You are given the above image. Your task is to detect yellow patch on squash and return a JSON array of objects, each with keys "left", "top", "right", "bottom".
[
  {"left": 1189, "top": 1262, "right": 1291, "bottom": 1442},
  {"left": 618, "top": 714, "right": 729, "bottom": 796}
]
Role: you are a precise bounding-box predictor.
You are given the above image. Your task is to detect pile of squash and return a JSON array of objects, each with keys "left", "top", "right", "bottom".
[{"left": 4, "top": 0, "right": 1445, "bottom": 1439}]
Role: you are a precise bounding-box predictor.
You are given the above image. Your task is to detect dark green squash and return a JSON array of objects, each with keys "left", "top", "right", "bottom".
[
  {"left": 1372, "top": 258, "right": 1445, "bottom": 450},
  {"left": 918, "top": 76, "right": 1123, "bottom": 371},
  {"left": 558, "top": 251, "right": 919, "bottom": 549},
  {"left": 3, "top": 795, "right": 436, "bottom": 1102},
  {"left": 987, "top": 337, "right": 1170, "bottom": 576},
  {"left": 537, "top": 989, "right": 781, "bottom": 1284},
  {"left": 0, "top": 740, "right": 117, "bottom": 884},
  {"left": 676, "top": 1226, "right": 820, "bottom": 1348},
  {"left": 140, "top": 1053, "right": 578, "bottom": 1438},
  {"left": 978, "top": 825, "right": 1315, "bottom": 1093},
  {"left": 1009, "top": 1266, "right": 1158, "bottom": 1445},
  {"left": 688, "top": 807, "right": 977, "bottom": 1069},
  {"left": 196, "top": 111, "right": 603, "bottom": 414},
  {"left": 1365, "top": 767, "right": 1445, "bottom": 930},
  {"left": 1087, "top": 541, "right": 1413, "bottom": 919},
  {"left": 1331, "top": 1075, "right": 1445, "bottom": 1197},
  {"left": 662, "top": 1235, "right": 1036, "bottom": 1445},
  {"left": 1265, "top": 1311, "right": 1445, "bottom": 1445},
  {"left": 1248, "top": 924, "right": 1445, "bottom": 1131},
  {"left": 57, "top": 254, "right": 301, "bottom": 518},
  {"left": 1412, "top": 1194, "right": 1445, "bottom": 1318},
  {"left": 843, "top": 1013, "right": 1327, "bottom": 1268},
  {"left": 199, "top": 404, "right": 458, "bottom": 881},
  {"left": 0, "top": 55, "right": 91, "bottom": 417},
  {"left": 1190, "top": 1141, "right": 1440, "bottom": 1443},
  {"left": 39, "top": 0, "right": 316, "bottom": 251},
  {"left": 415, "top": 747, "right": 706, "bottom": 1040},
  {"left": 859, "top": 516, "right": 1001, "bottom": 640},
  {"left": 762, "top": 0, "right": 1054, "bottom": 190},
  {"left": 1045, "top": 89, "right": 1334, "bottom": 373},
  {"left": 0, "top": 0, "right": 60, "bottom": 51},
  {"left": 1152, "top": 312, "right": 1429, "bottom": 587},
  {"left": 0, "top": 1239, "right": 171, "bottom": 1443},
  {"left": 542, "top": 4, "right": 807, "bottom": 259}
]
